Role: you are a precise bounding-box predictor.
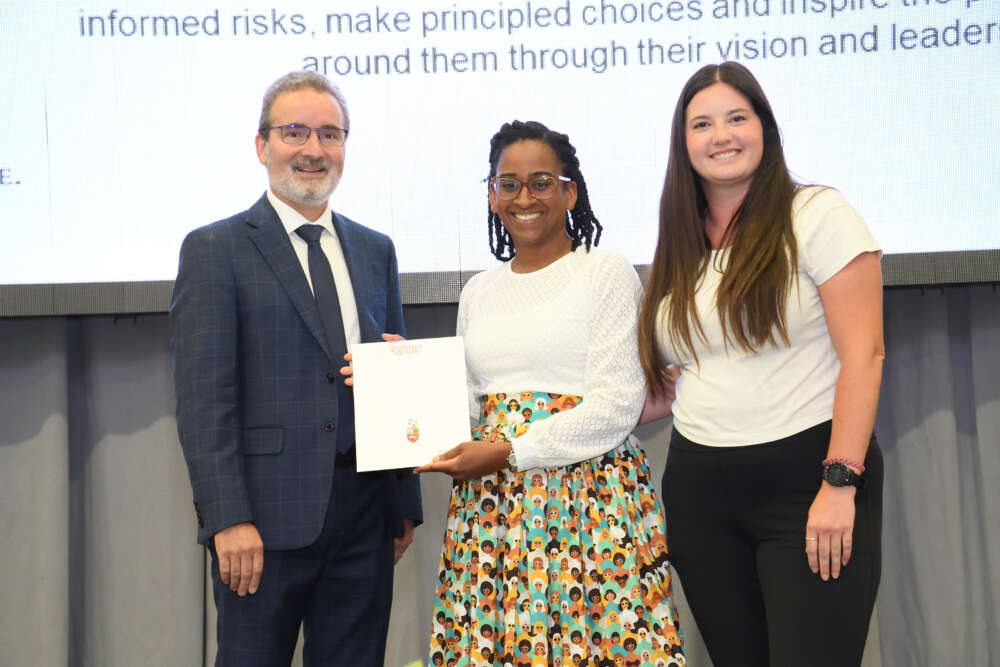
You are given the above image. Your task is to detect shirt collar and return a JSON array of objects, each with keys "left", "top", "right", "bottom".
[{"left": 266, "top": 189, "right": 334, "bottom": 238}]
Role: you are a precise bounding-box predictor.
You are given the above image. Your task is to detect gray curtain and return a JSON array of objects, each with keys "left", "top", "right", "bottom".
[
  {"left": 1, "top": 286, "right": 997, "bottom": 666},
  {"left": 875, "top": 286, "right": 1000, "bottom": 666}
]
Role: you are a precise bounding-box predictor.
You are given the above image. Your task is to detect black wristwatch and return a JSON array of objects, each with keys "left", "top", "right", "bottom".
[{"left": 822, "top": 461, "right": 867, "bottom": 489}]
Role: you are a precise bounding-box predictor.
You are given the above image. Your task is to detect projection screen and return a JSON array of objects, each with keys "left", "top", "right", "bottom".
[{"left": 1, "top": 0, "right": 997, "bottom": 315}]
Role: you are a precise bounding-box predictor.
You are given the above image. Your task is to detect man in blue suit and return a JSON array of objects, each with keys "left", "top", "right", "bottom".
[{"left": 170, "top": 71, "right": 421, "bottom": 666}]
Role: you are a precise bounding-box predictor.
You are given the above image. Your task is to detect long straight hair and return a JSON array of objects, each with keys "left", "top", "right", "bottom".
[{"left": 638, "top": 62, "right": 800, "bottom": 394}]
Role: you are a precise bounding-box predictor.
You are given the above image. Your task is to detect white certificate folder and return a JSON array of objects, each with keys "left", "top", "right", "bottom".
[{"left": 351, "top": 336, "right": 471, "bottom": 472}]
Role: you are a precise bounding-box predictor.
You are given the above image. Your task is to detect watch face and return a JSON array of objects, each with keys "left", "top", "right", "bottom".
[{"left": 823, "top": 462, "right": 854, "bottom": 487}]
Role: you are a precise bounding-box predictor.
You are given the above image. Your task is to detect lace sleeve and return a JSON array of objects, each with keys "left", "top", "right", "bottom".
[
  {"left": 457, "top": 279, "right": 480, "bottom": 429},
  {"left": 510, "top": 252, "right": 646, "bottom": 469}
]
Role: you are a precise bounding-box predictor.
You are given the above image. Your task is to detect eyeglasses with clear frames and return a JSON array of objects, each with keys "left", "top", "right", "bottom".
[
  {"left": 485, "top": 173, "right": 572, "bottom": 200},
  {"left": 265, "top": 123, "right": 348, "bottom": 147}
]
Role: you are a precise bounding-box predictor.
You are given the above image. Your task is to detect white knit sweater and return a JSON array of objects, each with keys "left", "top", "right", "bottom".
[{"left": 457, "top": 245, "right": 646, "bottom": 470}]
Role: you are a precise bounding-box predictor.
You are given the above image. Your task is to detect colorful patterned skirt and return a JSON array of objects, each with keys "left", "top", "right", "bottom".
[{"left": 429, "top": 391, "right": 685, "bottom": 666}]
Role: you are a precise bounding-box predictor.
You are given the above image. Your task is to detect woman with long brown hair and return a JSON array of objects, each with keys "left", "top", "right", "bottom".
[{"left": 638, "top": 62, "right": 884, "bottom": 666}]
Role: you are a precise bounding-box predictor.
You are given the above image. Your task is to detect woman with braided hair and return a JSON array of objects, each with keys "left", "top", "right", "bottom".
[{"left": 415, "top": 120, "right": 685, "bottom": 666}]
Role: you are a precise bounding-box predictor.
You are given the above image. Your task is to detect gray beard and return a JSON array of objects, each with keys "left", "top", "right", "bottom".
[
  {"left": 270, "top": 169, "right": 337, "bottom": 207},
  {"left": 264, "top": 143, "right": 339, "bottom": 208}
]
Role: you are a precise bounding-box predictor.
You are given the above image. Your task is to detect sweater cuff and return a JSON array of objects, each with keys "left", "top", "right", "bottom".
[{"left": 509, "top": 420, "right": 549, "bottom": 471}]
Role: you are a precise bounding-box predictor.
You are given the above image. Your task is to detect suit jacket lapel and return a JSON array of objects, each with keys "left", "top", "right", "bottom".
[
  {"left": 331, "top": 211, "right": 378, "bottom": 343},
  {"left": 246, "top": 195, "right": 333, "bottom": 360}
]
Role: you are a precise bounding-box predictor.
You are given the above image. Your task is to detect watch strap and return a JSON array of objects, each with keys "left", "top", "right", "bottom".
[{"left": 506, "top": 444, "right": 518, "bottom": 471}]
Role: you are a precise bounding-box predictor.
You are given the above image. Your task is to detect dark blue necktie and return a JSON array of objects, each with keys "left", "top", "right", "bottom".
[{"left": 296, "top": 223, "right": 354, "bottom": 453}]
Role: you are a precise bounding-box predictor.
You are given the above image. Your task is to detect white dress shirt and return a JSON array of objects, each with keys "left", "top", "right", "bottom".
[{"left": 266, "top": 189, "right": 361, "bottom": 348}]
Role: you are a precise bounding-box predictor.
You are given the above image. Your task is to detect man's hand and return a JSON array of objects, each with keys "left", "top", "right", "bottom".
[
  {"left": 213, "top": 522, "right": 264, "bottom": 596},
  {"left": 341, "top": 332, "right": 405, "bottom": 387},
  {"left": 394, "top": 519, "right": 415, "bottom": 564}
]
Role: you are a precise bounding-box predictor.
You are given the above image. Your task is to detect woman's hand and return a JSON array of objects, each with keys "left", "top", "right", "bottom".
[
  {"left": 638, "top": 364, "right": 681, "bottom": 425},
  {"left": 804, "top": 483, "right": 857, "bottom": 580},
  {"left": 340, "top": 333, "right": 405, "bottom": 387},
  {"left": 414, "top": 441, "right": 511, "bottom": 481}
]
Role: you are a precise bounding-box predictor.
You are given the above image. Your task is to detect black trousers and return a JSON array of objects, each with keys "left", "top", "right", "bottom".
[
  {"left": 662, "top": 421, "right": 883, "bottom": 667},
  {"left": 209, "top": 464, "right": 395, "bottom": 667}
]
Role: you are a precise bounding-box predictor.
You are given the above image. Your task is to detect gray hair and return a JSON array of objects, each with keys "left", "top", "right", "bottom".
[{"left": 257, "top": 70, "right": 350, "bottom": 137}]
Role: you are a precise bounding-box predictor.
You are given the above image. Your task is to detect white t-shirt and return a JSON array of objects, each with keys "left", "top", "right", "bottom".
[
  {"left": 657, "top": 186, "right": 880, "bottom": 447},
  {"left": 458, "top": 245, "right": 646, "bottom": 470}
]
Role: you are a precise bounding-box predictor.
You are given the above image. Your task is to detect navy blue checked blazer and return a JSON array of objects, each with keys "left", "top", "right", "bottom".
[{"left": 170, "top": 194, "right": 422, "bottom": 549}]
